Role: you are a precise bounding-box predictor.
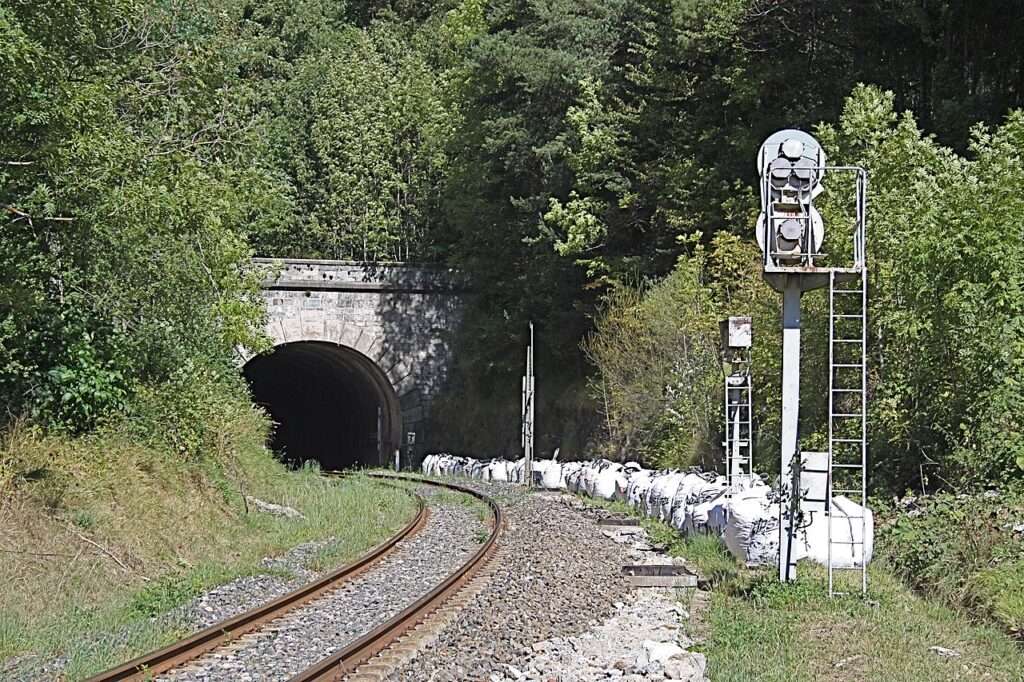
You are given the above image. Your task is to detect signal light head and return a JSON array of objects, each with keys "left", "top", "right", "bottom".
[{"left": 755, "top": 130, "right": 826, "bottom": 266}]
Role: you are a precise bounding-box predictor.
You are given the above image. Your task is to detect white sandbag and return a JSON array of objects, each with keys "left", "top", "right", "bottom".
[
  {"left": 592, "top": 462, "right": 627, "bottom": 500},
  {"left": 565, "top": 466, "right": 585, "bottom": 494},
  {"left": 533, "top": 458, "right": 563, "bottom": 489},
  {"left": 723, "top": 493, "right": 779, "bottom": 566},
  {"left": 685, "top": 488, "right": 730, "bottom": 535},
  {"left": 667, "top": 474, "right": 707, "bottom": 528},
  {"left": 559, "top": 461, "right": 583, "bottom": 490},
  {"left": 647, "top": 472, "right": 686, "bottom": 522},
  {"left": 509, "top": 458, "right": 525, "bottom": 483},
  {"left": 626, "top": 470, "right": 654, "bottom": 509},
  {"left": 800, "top": 496, "right": 874, "bottom": 568},
  {"left": 486, "top": 459, "right": 510, "bottom": 482},
  {"left": 579, "top": 460, "right": 607, "bottom": 497}
]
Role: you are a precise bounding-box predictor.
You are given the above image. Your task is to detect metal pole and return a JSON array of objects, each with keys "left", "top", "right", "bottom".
[
  {"left": 527, "top": 322, "right": 535, "bottom": 486},
  {"left": 779, "top": 280, "right": 801, "bottom": 582}
]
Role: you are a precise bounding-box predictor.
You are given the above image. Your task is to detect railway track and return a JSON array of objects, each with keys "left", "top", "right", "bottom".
[{"left": 83, "top": 473, "right": 502, "bottom": 682}]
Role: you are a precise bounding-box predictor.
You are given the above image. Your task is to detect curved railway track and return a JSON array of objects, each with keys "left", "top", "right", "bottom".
[{"left": 83, "top": 473, "right": 502, "bottom": 682}]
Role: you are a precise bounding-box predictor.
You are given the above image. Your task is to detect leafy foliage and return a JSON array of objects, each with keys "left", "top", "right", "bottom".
[
  {"left": 4, "top": 0, "right": 1024, "bottom": 493},
  {"left": 877, "top": 491, "right": 1024, "bottom": 636},
  {"left": 818, "top": 86, "right": 1024, "bottom": 487}
]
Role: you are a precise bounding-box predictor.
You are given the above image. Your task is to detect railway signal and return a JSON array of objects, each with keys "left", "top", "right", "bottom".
[
  {"left": 522, "top": 321, "right": 536, "bottom": 487},
  {"left": 755, "top": 130, "right": 871, "bottom": 593}
]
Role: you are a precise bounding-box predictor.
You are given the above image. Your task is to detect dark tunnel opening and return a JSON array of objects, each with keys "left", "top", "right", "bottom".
[{"left": 243, "top": 341, "right": 400, "bottom": 470}]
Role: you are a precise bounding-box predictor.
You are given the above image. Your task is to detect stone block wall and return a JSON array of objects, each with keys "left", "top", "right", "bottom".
[{"left": 252, "top": 258, "right": 465, "bottom": 461}]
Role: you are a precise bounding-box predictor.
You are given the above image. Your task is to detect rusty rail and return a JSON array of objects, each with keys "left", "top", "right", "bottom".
[
  {"left": 290, "top": 473, "right": 503, "bottom": 681},
  {"left": 85, "top": 473, "right": 502, "bottom": 682}
]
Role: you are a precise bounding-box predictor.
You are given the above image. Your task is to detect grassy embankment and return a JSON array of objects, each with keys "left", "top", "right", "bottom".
[
  {"left": 875, "top": 490, "right": 1024, "bottom": 640},
  {"left": 0, "top": 423, "right": 417, "bottom": 679},
  {"left": 585, "top": 497, "right": 1024, "bottom": 681}
]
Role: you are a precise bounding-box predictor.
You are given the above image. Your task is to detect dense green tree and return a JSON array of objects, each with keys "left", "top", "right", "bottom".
[
  {"left": 819, "top": 86, "right": 1024, "bottom": 487},
  {"left": 0, "top": 0, "right": 285, "bottom": 431},
  {"left": 255, "top": 21, "right": 453, "bottom": 260}
]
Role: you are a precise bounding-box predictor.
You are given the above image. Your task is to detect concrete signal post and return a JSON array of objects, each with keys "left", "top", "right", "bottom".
[{"left": 754, "top": 130, "right": 868, "bottom": 585}]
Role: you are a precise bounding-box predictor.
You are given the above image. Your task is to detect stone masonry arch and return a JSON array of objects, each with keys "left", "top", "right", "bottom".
[{"left": 243, "top": 258, "right": 464, "bottom": 469}]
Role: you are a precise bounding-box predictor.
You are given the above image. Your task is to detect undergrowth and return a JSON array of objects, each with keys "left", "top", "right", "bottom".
[{"left": 876, "top": 489, "right": 1024, "bottom": 638}]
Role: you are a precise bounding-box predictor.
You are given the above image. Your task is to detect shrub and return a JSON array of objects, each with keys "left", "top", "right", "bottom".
[{"left": 877, "top": 490, "right": 1024, "bottom": 635}]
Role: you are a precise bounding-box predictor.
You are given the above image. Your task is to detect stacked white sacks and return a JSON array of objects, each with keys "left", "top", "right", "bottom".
[{"left": 418, "top": 453, "right": 873, "bottom": 569}]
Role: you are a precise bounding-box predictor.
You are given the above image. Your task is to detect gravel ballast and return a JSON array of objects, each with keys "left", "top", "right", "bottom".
[
  {"left": 160, "top": 485, "right": 485, "bottom": 681},
  {"left": 385, "top": 481, "right": 707, "bottom": 682}
]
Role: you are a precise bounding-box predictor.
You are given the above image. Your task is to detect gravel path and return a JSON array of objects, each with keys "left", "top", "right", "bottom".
[
  {"left": 385, "top": 483, "right": 706, "bottom": 682},
  {"left": 162, "top": 486, "right": 485, "bottom": 681}
]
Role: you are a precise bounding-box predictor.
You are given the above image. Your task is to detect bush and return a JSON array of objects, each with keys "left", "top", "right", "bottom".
[
  {"left": 877, "top": 490, "right": 1024, "bottom": 635},
  {"left": 819, "top": 85, "right": 1024, "bottom": 489},
  {"left": 584, "top": 233, "right": 776, "bottom": 469}
]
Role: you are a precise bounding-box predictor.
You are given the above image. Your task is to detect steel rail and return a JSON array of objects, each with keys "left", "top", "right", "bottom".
[
  {"left": 83, "top": 479, "right": 428, "bottom": 682},
  {"left": 289, "top": 473, "right": 503, "bottom": 682}
]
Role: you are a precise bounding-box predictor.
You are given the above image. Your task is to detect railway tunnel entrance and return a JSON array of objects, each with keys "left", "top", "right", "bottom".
[{"left": 243, "top": 341, "right": 401, "bottom": 470}]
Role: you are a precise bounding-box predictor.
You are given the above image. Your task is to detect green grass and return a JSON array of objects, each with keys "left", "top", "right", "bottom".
[
  {"left": 574, "top": 494, "right": 1024, "bottom": 680},
  {"left": 876, "top": 490, "right": 1024, "bottom": 638},
  {"left": 698, "top": 565, "right": 1024, "bottom": 681},
  {"left": 0, "top": 426, "right": 418, "bottom": 681}
]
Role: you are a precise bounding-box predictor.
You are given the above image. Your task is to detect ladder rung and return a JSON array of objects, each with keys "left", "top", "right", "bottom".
[
  {"left": 830, "top": 463, "right": 863, "bottom": 469},
  {"left": 831, "top": 413, "right": 863, "bottom": 418},
  {"left": 832, "top": 364, "right": 863, "bottom": 368},
  {"left": 832, "top": 339, "right": 862, "bottom": 343},
  {"left": 833, "top": 315, "right": 864, "bottom": 319},
  {"left": 832, "top": 289, "right": 863, "bottom": 293},
  {"left": 829, "top": 540, "right": 864, "bottom": 545},
  {"left": 833, "top": 489, "right": 863, "bottom": 494},
  {"left": 831, "top": 438, "right": 863, "bottom": 443},
  {"left": 832, "top": 388, "right": 863, "bottom": 393}
]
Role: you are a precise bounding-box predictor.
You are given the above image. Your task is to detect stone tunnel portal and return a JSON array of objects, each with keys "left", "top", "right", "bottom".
[{"left": 243, "top": 341, "right": 401, "bottom": 470}]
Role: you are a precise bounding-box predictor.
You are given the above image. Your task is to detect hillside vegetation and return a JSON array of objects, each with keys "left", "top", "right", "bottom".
[
  {"left": 4, "top": 0, "right": 1024, "bottom": 486},
  {"left": 2, "top": 0, "right": 1024, "bottom": 674}
]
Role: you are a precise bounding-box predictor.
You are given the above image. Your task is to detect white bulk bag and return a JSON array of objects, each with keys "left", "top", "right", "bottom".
[
  {"left": 485, "top": 459, "right": 510, "bottom": 482},
  {"left": 685, "top": 487, "right": 730, "bottom": 535},
  {"left": 626, "top": 470, "right": 654, "bottom": 509},
  {"left": 509, "top": 458, "right": 525, "bottom": 483},
  {"left": 580, "top": 460, "right": 609, "bottom": 497},
  {"left": 723, "top": 493, "right": 779, "bottom": 566},
  {"left": 647, "top": 472, "right": 686, "bottom": 522},
  {"left": 533, "top": 458, "right": 563, "bottom": 489},
  {"left": 592, "top": 462, "right": 626, "bottom": 500},
  {"left": 559, "top": 462, "right": 582, "bottom": 490},
  {"left": 668, "top": 474, "right": 706, "bottom": 527},
  {"left": 800, "top": 496, "right": 874, "bottom": 568}
]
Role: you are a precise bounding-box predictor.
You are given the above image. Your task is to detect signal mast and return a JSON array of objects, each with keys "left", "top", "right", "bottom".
[{"left": 755, "top": 130, "right": 870, "bottom": 594}]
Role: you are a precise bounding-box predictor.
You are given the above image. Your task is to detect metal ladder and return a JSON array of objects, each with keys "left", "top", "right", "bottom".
[
  {"left": 723, "top": 370, "right": 753, "bottom": 490},
  {"left": 827, "top": 269, "right": 868, "bottom": 596}
]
